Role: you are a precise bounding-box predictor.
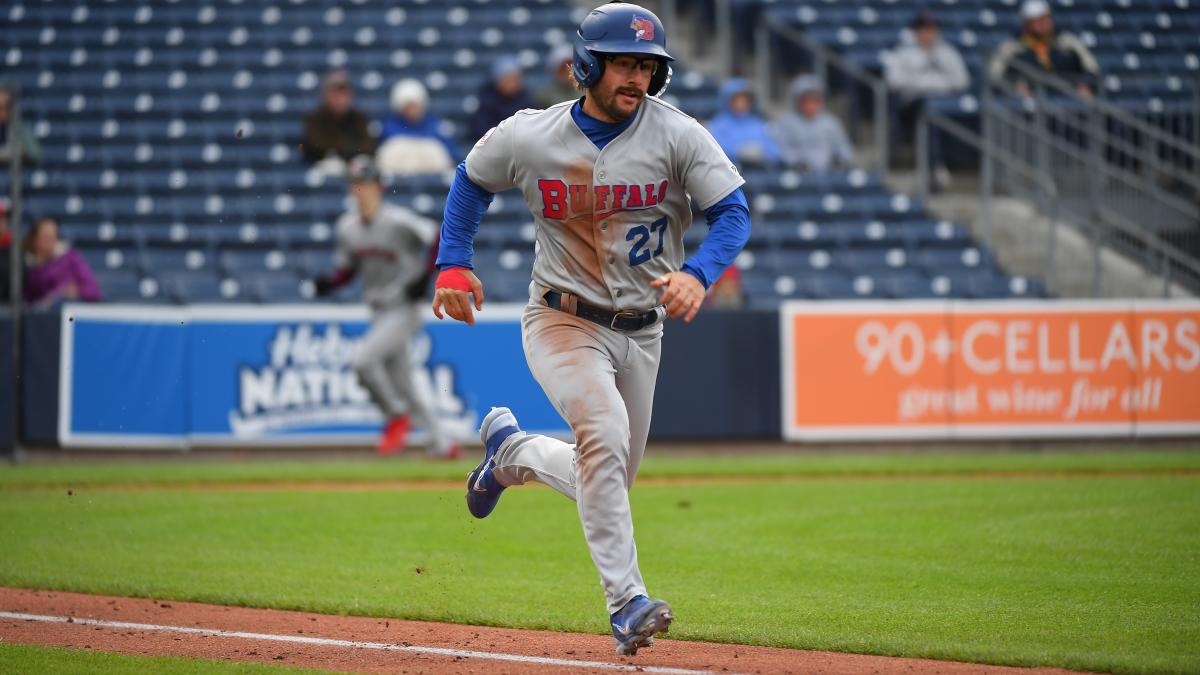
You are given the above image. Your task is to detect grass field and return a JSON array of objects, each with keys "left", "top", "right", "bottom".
[
  {"left": 4, "top": 448, "right": 1200, "bottom": 487},
  {"left": 2, "top": 450, "right": 1199, "bottom": 674},
  {"left": 0, "top": 643, "right": 315, "bottom": 674}
]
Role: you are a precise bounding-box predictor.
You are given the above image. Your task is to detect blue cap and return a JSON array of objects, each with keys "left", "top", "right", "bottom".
[{"left": 492, "top": 56, "right": 522, "bottom": 82}]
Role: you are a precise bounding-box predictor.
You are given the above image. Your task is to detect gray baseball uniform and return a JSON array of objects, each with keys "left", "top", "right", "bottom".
[
  {"left": 337, "top": 202, "right": 453, "bottom": 455},
  {"left": 464, "top": 97, "right": 743, "bottom": 613}
]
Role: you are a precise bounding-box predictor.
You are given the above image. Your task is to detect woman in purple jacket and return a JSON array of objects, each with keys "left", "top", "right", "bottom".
[{"left": 24, "top": 216, "right": 101, "bottom": 306}]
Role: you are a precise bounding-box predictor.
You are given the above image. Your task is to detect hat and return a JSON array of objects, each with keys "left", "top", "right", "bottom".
[
  {"left": 790, "top": 74, "right": 823, "bottom": 98},
  {"left": 491, "top": 56, "right": 522, "bottom": 82},
  {"left": 322, "top": 68, "right": 352, "bottom": 90},
  {"left": 346, "top": 155, "right": 381, "bottom": 183},
  {"left": 911, "top": 11, "right": 938, "bottom": 29},
  {"left": 390, "top": 78, "right": 429, "bottom": 113},
  {"left": 1020, "top": 0, "right": 1051, "bottom": 21}
]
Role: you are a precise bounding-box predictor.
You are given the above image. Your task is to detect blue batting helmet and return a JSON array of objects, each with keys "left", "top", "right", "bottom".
[{"left": 572, "top": 2, "right": 675, "bottom": 96}]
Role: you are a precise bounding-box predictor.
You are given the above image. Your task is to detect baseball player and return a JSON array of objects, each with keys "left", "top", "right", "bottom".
[
  {"left": 314, "top": 156, "right": 459, "bottom": 458},
  {"left": 431, "top": 3, "right": 751, "bottom": 656}
]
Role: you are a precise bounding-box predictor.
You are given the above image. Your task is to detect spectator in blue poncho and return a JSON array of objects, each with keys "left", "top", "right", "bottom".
[
  {"left": 705, "top": 79, "right": 780, "bottom": 167},
  {"left": 376, "top": 79, "right": 458, "bottom": 176}
]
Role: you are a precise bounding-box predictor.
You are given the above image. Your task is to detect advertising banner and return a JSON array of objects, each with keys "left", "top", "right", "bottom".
[
  {"left": 59, "top": 303, "right": 567, "bottom": 448},
  {"left": 782, "top": 300, "right": 1200, "bottom": 440}
]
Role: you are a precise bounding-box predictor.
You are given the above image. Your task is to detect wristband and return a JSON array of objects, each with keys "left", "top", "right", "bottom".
[{"left": 435, "top": 267, "right": 473, "bottom": 293}]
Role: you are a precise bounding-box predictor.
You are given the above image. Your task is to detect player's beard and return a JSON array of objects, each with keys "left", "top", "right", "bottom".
[{"left": 594, "top": 83, "right": 645, "bottom": 122}]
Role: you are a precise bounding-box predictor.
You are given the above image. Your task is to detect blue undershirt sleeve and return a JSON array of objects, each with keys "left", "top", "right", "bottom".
[
  {"left": 436, "top": 161, "right": 495, "bottom": 270},
  {"left": 681, "top": 187, "right": 751, "bottom": 289}
]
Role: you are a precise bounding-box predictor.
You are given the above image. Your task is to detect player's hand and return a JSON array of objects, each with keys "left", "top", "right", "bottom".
[
  {"left": 651, "top": 271, "right": 704, "bottom": 323},
  {"left": 432, "top": 267, "right": 485, "bottom": 326}
]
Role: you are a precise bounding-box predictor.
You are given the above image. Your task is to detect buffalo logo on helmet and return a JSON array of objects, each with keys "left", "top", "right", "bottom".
[{"left": 630, "top": 15, "right": 654, "bottom": 41}]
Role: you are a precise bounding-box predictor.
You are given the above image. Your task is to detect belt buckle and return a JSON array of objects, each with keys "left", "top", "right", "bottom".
[{"left": 610, "top": 309, "right": 642, "bottom": 330}]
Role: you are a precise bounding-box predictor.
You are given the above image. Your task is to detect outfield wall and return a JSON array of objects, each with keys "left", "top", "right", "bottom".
[
  {"left": 0, "top": 312, "right": 13, "bottom": 451},
  {"left": 8, "top": 300, "right": 1200, "bottom": 449}
]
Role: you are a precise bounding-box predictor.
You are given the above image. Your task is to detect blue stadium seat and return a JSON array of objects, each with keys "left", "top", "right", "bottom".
[
  {"left": 95, "top": 271, "right": 169, "bottom": 304},
  {"left": 62, "top": 222, "right": 138, "bottom": 247},
  {"left": 219, "top": 249, "right": 292, "bottom": 276},
  {"left": 160, "top": 271, "right": 242, "bottom": 304},
  {"left": 140, "top": 248, "right": 213, "bottom": 275},
  {"left": 878, "top": 270, "right": 939, "bottom": 299},
  {"left": 473, "top": 247, "right": 533, "bottom": 302},
  {"left": 240, "top": 273, "right": 313, "bottom": 303},
  {"left": 77, "top": 245, "right": 137, "bottom": 275},
  {"left": 914, "top": 246, "right": 993, "bottom": 273}
]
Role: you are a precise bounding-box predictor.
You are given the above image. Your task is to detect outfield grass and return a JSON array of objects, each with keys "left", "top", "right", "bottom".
[
  {"left": 0, "top": 643, "right": 320, "bottom": 674},
  {"left": 1, "top": 456, "right": 1198, "bottom": 674},
  {"left": 1, "top": 448, "right": 1198, "bottom": 488}
]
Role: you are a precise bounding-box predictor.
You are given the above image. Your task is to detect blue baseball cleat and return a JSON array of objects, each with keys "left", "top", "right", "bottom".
[
  {"left": 466, "top": 407, "right": 520, "bottom": 519},
  {"left": 610, "top": 595, "right": 673, "bottom": 656}
]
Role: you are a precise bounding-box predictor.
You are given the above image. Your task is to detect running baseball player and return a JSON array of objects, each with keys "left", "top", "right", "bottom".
[
  {"left": 431, "top": 3, "right": 751, "bottom": 655},
  {"left": 314, "top": 156, "right": 459, "bottom": 458}
]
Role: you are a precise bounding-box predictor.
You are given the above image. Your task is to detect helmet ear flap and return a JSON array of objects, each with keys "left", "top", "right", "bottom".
[
  {"left": 648, "top": 62, "right": 671, "bottom": 97},
  {"left": 571, "top": 36, "right": 604, "bottom": 89}
]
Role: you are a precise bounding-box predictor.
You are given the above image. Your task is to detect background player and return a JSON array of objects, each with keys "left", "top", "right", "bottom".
[
  {"left": 430, "top": 2, "right": 751, "bottom": 656},
  {"left": 314, "top": 156, "right": 459, "bottom": 458}
]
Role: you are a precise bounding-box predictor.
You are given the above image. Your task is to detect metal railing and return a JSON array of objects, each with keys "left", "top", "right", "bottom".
[
  {"left": 2, "top": 82, "right": 25, "bottom": 460},
  {"left": 917, "top": 112, "right": 1066, "bottom": 293},
  {"left": 1000, "top": 59, "right": 1200, "bottom": 193},
  {"left": 979, "top": 59, "right": 1200, "bottom": 295},
  {"left": 752, "top": 15, "right": 889, "bottom": 174}
]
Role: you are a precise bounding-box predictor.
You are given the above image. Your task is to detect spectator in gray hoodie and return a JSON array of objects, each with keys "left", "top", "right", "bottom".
[{"left": 770, "top": 75, "right": 854, "bottom": 173}]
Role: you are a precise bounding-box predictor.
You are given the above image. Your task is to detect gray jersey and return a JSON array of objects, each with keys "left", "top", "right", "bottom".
[
  {"left": 464, "top": 97, "right": 744, "bottom": 311},
  {"left": 335, "top": 202, "right": 437, "bottom": 311}
]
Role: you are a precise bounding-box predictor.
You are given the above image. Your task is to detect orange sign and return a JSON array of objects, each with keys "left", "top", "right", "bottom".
[{"left": 782, "top": 301, "right": 1200, "bottom": 440}]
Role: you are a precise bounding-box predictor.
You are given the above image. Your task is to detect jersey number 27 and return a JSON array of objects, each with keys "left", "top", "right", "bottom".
[{"left": 627, "top": 216, "right": 668, "bottom": 267}]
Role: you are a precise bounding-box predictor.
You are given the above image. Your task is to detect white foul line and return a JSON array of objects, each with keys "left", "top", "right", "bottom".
[{"left": 0, "top": 611, "right": 719, "bottom": 675}]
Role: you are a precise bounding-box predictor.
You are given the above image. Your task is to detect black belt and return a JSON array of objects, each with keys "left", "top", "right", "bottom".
[{"left": 542, "top": 290, "right": 661, "bottom": 332}]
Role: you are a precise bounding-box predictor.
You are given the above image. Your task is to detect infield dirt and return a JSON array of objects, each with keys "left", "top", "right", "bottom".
[{"left": 0, "top": 588, "right": 1083, "bottom": 674}]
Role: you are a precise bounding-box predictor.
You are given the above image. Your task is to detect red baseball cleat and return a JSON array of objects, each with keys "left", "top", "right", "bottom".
[{"left": 377, "top": 415, "right": 411, "bottom": 456}]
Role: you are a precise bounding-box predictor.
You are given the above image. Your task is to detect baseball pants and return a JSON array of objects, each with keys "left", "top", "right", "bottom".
[
  {"left": 352, "top": 304, "right": 452, "bottom": 454},
  {"left": 491, "top": 301, "right": 664, "bottom": 614}
]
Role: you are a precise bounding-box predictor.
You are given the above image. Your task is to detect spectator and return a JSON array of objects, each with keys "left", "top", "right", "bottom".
[
  {"left": 0, "top": 85, "right": 43, "bottom": 166},
  {"left": 470, "top": 57, "right": 534, "bottom": 142},
  {"left": 884, "top": 12, "right": 969, "bottom": 187},
  {"left": 703, "top": 266, "right": 745, "bottom": 310},
  {"left": 534, "top": 45, "right": 578, "bottom": 109},
  {"left": 988, "top": 0, "right": 1099, "bottom": 97},
  {"left": 0, "top": 199, "right": 11, "bottom": 302},
  {"left": 884, "top": 12, "right": 969, "bottom": 99},
  {"left": 705, "top": 79, "right": 781, "bottom": 167},
  {"left": 301, "top": 69, "right": 375, "bottom": 172},
  {"left": 771, "top": 75, "right": 854, "bottom": 173},
  {"left": 23, "top": 216, "right": 101, "bottom": 307},
  {"left": 376, "top": 79, "right": 457, "bottom": 176}
]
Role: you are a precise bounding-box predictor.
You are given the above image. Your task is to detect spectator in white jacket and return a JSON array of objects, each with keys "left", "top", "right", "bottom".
[
  {"left": 375, "top": 79, "right": 456, "bottom": 176},
  {"left": 884, "top": 12, "right": 969, "bottom": 187},
  {"left": 884, "top": 12, "right": 969, "bottom": 99}
]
